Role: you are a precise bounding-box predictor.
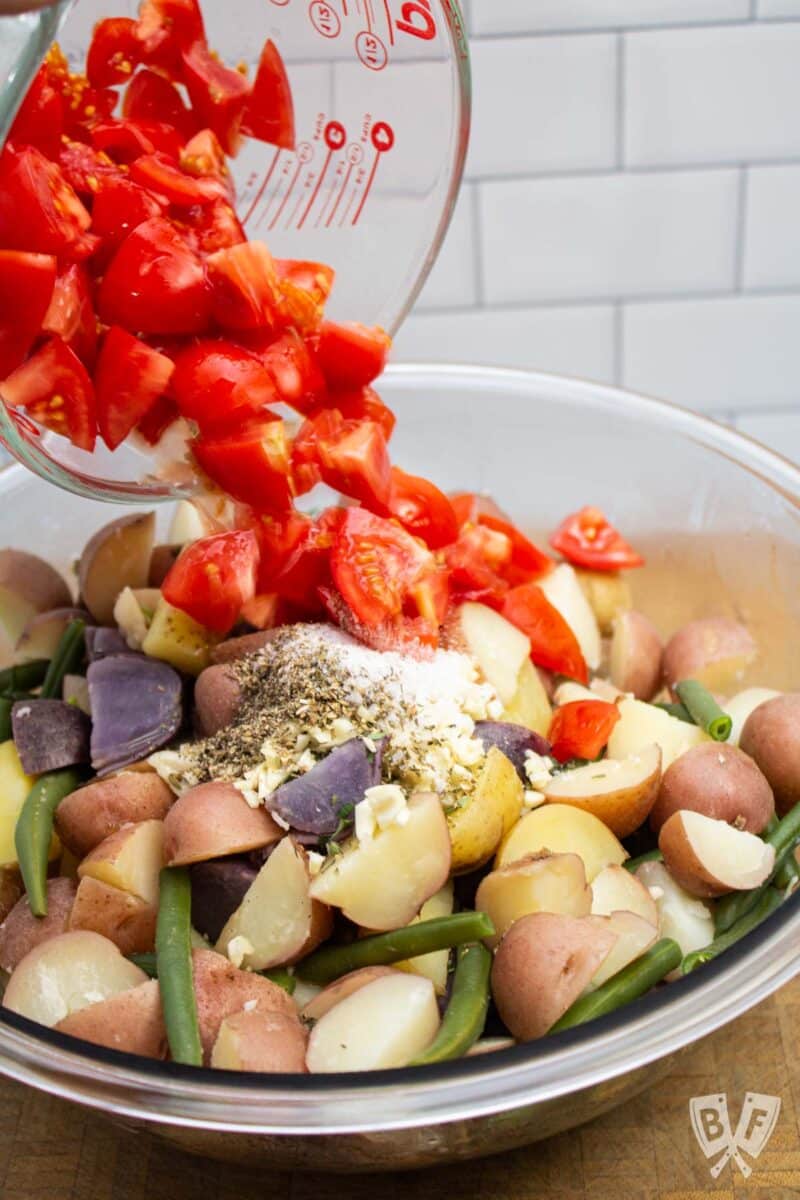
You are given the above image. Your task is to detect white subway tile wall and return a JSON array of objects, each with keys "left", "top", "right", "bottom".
[{"left": 402, "top": 2, "right": 800, "bottom": 461}]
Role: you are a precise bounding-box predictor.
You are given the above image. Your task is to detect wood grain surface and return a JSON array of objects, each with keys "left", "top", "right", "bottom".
[{"left": 1, "top": 977, "right": 800, "bottom": 1200}]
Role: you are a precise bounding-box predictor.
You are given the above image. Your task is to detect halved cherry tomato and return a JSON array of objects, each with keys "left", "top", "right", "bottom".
[
  {"left": 58, "top": 140, "right": 125, "bottom": 201},
  {"left": 131, "top": 152, "right": 223, "bottom": 206},
  {"left": 86, "top": 17, "right": 141, "bottom": 87},
  {"left": 550, "top": 506, "right": 645, "bottom": 571},
  {"left": 181, "top": 43, "right": 251, "bottom": 157},
  {"left": 8, "top": 63, "right": 64, "bottom": 158},
  {"left": 42, "top": 264, "right": 97, "bottom": 369},
  {"left": 136, "top": 393, "right": 179, "bottom": 445},
  {"left": 314, "top": 321, "right": 391, "bottom": 391},
  {"left": 241, "top": 40, "right": 295, "bottom": 150},
  {"left": 1, "top": 337, "right": 96, "bottom": 452},
  {"left": 444, "top": 525, "right": 511, "bottom": 602},
  {"left": 171, "top": 341, "right": 277, "bottom": 432},
  {"left": 162, "top": 529, "right": 259, "bottom": 634},
  {"left": 90, "top": 177, "right": 166, "bottom": 254},
  {"left": 292, "top": 410, "right": 391, "bottom": 509},
  {"left": 95, "top": 327, "right": 175, "bottom": 450},
  {"left": 502, "top": 582, "right": 588, "bottom": 684},
  {"left": 193, "top": 417, "right": 293, "bottom": 512},
  {"left": 451, "top": 492, "right": 552, "bottom": 582},
  {"left": 98, "top": 216, "right": 212, "bottom": 336},
  {"left": 388, "top": 466, "right": 459, "bottom": 550},
  {"left": 275, "top": 259, "right": 334, "bottom": 332},
  {"left": 0, "top": 251, "right": 56, "bottom": 378},
  {"left": 179, "top": 198, "right": 245, "bottom": 255},
  {"left": 256, "top": 330, "right": 326, "bottom": 414},
  {"left": 0, "top": 146, "right": 95, "bottom": 260},
  {"left": 206, "top": 241, "right": 280, "bottom": 331},
  {"left": 548, "top": 699, "right": 620, "bottom": 764},
  {"left": 330, "top": 507, "right": 437, "bottom": 628},
  {"left": 320, "top": 387, "right": 396, "bottom": 441},
  {"left": 123, "top": 68, "right": 197, "bottom": 143}
]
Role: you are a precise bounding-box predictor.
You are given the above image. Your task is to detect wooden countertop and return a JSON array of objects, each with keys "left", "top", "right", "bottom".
[{"left": 2, "top": 976, "right": 799, "bottom": 1200}]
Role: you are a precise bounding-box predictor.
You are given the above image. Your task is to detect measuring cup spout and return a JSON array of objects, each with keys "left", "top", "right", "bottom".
[{"left": 0, "top": 0, "right": 73, "bottom": 148}]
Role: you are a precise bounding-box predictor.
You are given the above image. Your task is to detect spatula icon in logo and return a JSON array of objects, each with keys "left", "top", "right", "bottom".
[{"left": 690, "top": 1092, "right": 781, "bottom": 1178}]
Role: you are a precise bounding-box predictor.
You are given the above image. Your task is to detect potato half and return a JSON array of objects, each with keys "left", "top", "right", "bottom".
[
  {"left": 590, "top": 864, "right": 659, "bottom": 928},
  {"left": 495, "top": 802, "right": 627, "bottom": 882},
  {"left": 608, "top": 697, "right": 709, "bottom": 770},
  {"left": 650, "top": 742, "right": 774, "bottom": 834},
  {"left": 306, "top": 973, "right": 440, "bottom": 1072},
  {"left": 662, "top": 617, "right": 757, "bottom": 695},
  {"left": 448, "top": 747, "right": 524, "bottom": 873},
  {"left": 658, "top": 810, "right": 775, "bottom": 898},
  {"left": 78, "top": 513, "right": 155, "bottom": 626},
  {"left": 543, "top": 744, "right": 662, "bottom": 838},
  {"left": 476, "top": 852, "right": 591, "bottom": 949}
]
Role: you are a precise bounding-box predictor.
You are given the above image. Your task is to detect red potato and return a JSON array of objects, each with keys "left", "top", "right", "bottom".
[
  {"left": 69, "top": 877, "right": 157, "bottom": 955},
  {"left": 301, "top": 966, "right": 398, "bottom": 1022},
  {"left": 210, "top": 630, "right": 279, "bottom": 664},
  {"left": 191, "top": 948, "right": 299, "bottom": 1063},
  {"left": 78, "top": 819, "right": 164, "bottom": 907},
  {"left": 491, "top": 912, "right": 618, "bottom": 1042},
  {"left": 475, "top": 854, "right": 592, "bottom": 950},
  {"left": 194, "top": 663, "right": 242, "bottom": 735},
  {"left": 662, "top": 618, "right": 757, "bottom": 694},
  {"left": 164, "top": 781, "right": 283, "bottom": 866},
  {"left": 55, "top": 979, "right": 167, "bottom": 1059},
  {"left": 78, "top": 512, "right": 156, "bottom": 626},
  {"left": 0, "top": 868, "right": 22, "bottom": 926},
  {"left": 740, "top": 694, "right": 800, "bottom": 816},
  {"left": 211, "top": 1009, "right": 308, "bottom": 1073},
  {"left": 148, "top": 544, "right": 181, "bottom": 588},
  {"left": 649, "top": 742, "right": 774, "bottom": 834},
  {"left": 0, "top": 549, "right": 72, "bottom": 660},
  {"left": 658, "top": 810, "right": 775, "bottom": 898},
  {"left": 0, "top": 877, "right": 76, "bottom": 972},
  {"left": 14, "top": 606, "right": 87, "bottom": 664},
  {"left": 55, "top": 772, "right": 174, "bottom": 858},
  {"left": 609, "top": 611, "right": 663, "bottom": 701}
]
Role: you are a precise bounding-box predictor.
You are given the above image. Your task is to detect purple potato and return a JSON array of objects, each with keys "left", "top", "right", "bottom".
[
  {"left": 85, "top": 627, "right": 139, "bottom": 662},
  {"left": 190, "top": 859, "right": 258, "bottom": 943},
  {"left": 473, "top": 721, "right": 551, "bottom": 782},
  {"left": 268, "top": 737, "right": 386, "bottom": 836},
  {"left": 88, "top": 654, "right": 183, "bottom": 775},
  {"left": 11, "top": 699, "right": 90, "bottom": 775}
]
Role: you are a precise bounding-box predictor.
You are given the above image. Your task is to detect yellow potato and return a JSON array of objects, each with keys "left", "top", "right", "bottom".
[
  {"left": 78, "top": 819, "right": 164, "bottom": 907},
  {"left": 542, "top": 744, "right": 662, "bottom": 838},
  {"left": 495, "top": 803, "right": 627, "bottom": 881},
  {"left": 306, "top": 973, "right": 440, "bottom": 1072},
  {"left": 393, "top": 882, "right": 454, "bottom": 994},
  {"left": 455, "top": 602, "right": 531, "bottom": 705},
  {"left": 448, "top": 747, "right": 524, "bottom": 873},
  {"left": 589, "top": 911, "right": 659, "bottom": 987},
  {"left": 607, "top": 696, "right": 710, "bottom": 769},
  {"left": 475, "top": 853, "right": 592, "bottom": 949},
  {"left": 142, "top": 598, "right": 213, "bottom": 676},
  {"left": 575, "top": 569, "right": 633, "bottom": 635},
  {"left": 0, "top": 742, "right": 35, "bottom": 868},
  {"left": 502, "top": 657, "right": 551, "bottom": 737},
  {"left": 590, "top": 864, "right": 659, "bottom": 927},
  {"left": 539, "top": 564, "right": 602, "bottom": 671},
  {"left": 0, "top": 877, "right": 76, "bottom": 972}
]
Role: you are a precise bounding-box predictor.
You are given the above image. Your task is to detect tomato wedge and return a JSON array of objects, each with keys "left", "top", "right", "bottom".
[
  {"left": 451, "top": 492, "right": 552, "bottom": 582},
  {"left": 318, "top": 387, "right": 395, "bottom": 441},
  {"left": 314, "top": 321, "right": 392, "bottom": 391},
  {"left": 241, "top": 40, "right": 295, "bottom": 150},
  {"left": 275, "top": 259, "right": 334, "bottom": 332},
  {"left": 550, "top": 506, "right": 645, "bottom": 571},
  {"left": 0, "top": 147, "right": 95, "bottom": 261},
  {"left": 180, "top": 129, "right": 233, "bottom": 195},
  {"left": 320, "top": 584, "right": 439, "bottom": 655},
  {"left": 98, "top": 216, "right": 212, "bottom": 336},
  {"left": 269, "top": 508, "right": 342, "bottom": 607},
  {"left": 444, "top": 525, "right": 511, "bottom": 603},
  {"left": 162, "top": 529, "right": 259, "bottom": 634},
  {"left": 136, "top": 0, "right": 207, "bottom": 73},
  {"left": 0, "top": 251, "right": 56, "bottom": 378},
  {"left": 1, "top": 337, "right": 96, "bottom": 452},
  {"left": 330, "top": 507, "right": 437, "bottom": 628},
  {"left": 95, "top": 327, "right": 175, "bottom": 450},
  {"left": 131, "top": 152, "right": 222, "bottom": 206},
  {"left": 86, "top": 17, "right": 141, "bottom": 87},
  {"left": 171, "top": 341, "right": 278, "bottom": 432},
  {"left": 8, "top": 63, "right": 64, "bottom": 158},
  {"left": 57, "top": 140, "right": 125, "bottom": 201},
  {"left": 181, "top": 43, "right": 251, "bottom": 156},
  {"left": 502, "top": 582, "right": 588, "bottom": 684},
  {"left": 242, "top": 509, "right": 313, "bottom": 592},
  {"left": 136, "top": 393, "right": 179, "bottom": 445},
  {"left": 123, "top": 68, "right": 197, "bottom": 142},
  {"left": 193, "top": 418, "right": 293, "bottom": 512},
  {"left": 207, "top": 242, "right": 281, "bottom": 331},
  {"left": 292, "top": 411, "right": 392, "bottom": 508},
  {"left": 42, "top": 264, "right": 98, "bottom": 370},
  {"left": 548, "top": 699, "right": 620, "bottom": 764},
  {"left": 90, "top": 177, "right": 166, "bottom": 254},
  {"left": 179, "top": 197, "right": 246, "bottom": 255},
  {"left": 256, "top": 331, "right": 326, "bottom": 414},
  {"left": 388, "top": 467, "right": 459, "bottom": 550}
]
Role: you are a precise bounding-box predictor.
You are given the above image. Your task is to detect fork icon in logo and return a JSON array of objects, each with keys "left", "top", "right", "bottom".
[{"left": 690, "top": 1092, "right": 781, "bottom": 1178}]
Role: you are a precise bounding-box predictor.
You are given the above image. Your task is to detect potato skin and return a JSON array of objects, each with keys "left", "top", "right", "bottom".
[
  {"left": 0, "top": 550, "right": 71, "bottom": 612},
  {"left": 69, "top": 877, "right": 157, "bottom": 956},
  {"left": 211, "top": 630, "right": 279, "bottom": 664},
  {"left": 491, "top": 912, "right": 617, "bottom": 1041},
  {"left": 55, "top": 979, "right": 166, "bottom": 1059},
  {"left": 194, "top": 664, "right": 242, "bottom": 736},
  {"left": 610, "top": 610, "right": 663, "bottom": 701},
  {"left": 650, "top": 742, "right": 774, "bottom": 834},
  {"left": 55, "top": 772, "right": 174, "bottom": 859},
  {"left": 148, "top": 544, "right": 181, "bottom": 588},
  {"left": 740, "top": 694, "right": 800, "bottom": 816},
  {"left": 662, "top": 617, "right": 756, "bottom": 693},
  {"left": 301, "top": 966, "right": 398, "bottom": 1022},
  {"left": 164, "top": 781, "right": 283, "bottom": 866},
  {"left": 78, "top": 513, "right": 155, "bottom": 626},
  {"left": 191, "top": 948, "right": 299, "bottom": 1063},
  {"left": 0, "top": 877, "right": 76, "bottom": 972},
  {"left": 211, "top": 1009, "right": 308, "bottom": 1073}
]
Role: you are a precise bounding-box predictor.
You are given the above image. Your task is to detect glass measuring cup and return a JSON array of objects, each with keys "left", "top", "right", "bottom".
[{"left": 0, "top": 0, "right": 470, "bottom": 502}]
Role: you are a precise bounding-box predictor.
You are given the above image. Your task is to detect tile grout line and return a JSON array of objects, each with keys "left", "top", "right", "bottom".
[
  {"left": 615, "top": 33, "right": 626, "bottom": 170},
  {"left": 613, "top": 303, "right": 624, "bottom": 387},
  {"left": 464, "top": 157, "right": 800, "bottom": 187},
  {"left": 734, "top": 166, "right": 749, "bottom": 291},
  {"left": 467, "top": 15, "right": 800, "bottom": 40},
  {"left": 470, "top": 184, "right": 487, "bottom": 307}
]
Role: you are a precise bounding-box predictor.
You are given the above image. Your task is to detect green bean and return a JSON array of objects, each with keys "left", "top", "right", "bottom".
[
  {"left": 654, "top": 701, "right": 694, "bottom": 724},
  {"left": 261, "top": 967, "right": 296, "bottom": 995},
  {"left": 297, "top": 912, "right": 495, "bottom": 986},
  {"left": 674, "top": 680, "right": 732, "bottom": 741},
  {"left": 715, "top": 801, "right": 800, "bottom": 934},
  {"left": 775, "top": 852, "right": 800, "bottom": 892},
  {"left": 14, "top": 769, "right": 81, "bottom": 917},
  {"left": 156, "top": 868, "right": 202, "bottom": 1067},
  {"left": 766, "top": 800, "right": 800, "bottom": 859},
  {"left": 40, "top": 619, "right": 86, "bottom": 701},
  {"left": 129, "top": 952, "right": 158, "bottom": 977},
  {"left": 683, "top": 888, "right": 783, "bottom": 974},
  {"left": 623, "top": 848, "right": 663, "bottom": 873},
  {"left": 549, "top": 939, "right": 682, "bottom": 1034},
  {"left": 410, "top": 943, "right": 492, "bottom": 1066},
  {"left": 0, "top": 661, "right": 49, "bottom": 695},
  {"left": 0, "top": 696, "right": 12, "bottom": 743}
]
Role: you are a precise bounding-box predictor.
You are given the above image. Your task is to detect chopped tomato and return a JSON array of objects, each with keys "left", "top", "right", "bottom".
[
  {"left": 0, "top": 251, "right": 56, "bottom": 378},
  {"left": 90, "top": 176, "right": 166, "bottom": 253},
  {"left": 58, "top": 140, "right": 124, "bottom": 200},
  {"left": 86, "top": 17, "right": 141, "bottom": 87},
  {"left": 241, "top": 593, "right": 280, "bottom": 630},
  {"left": 8, "top": 63, "right": 64, "bottom": 158},
  {"left": 320, "top": 584, "right": 438, "bottom": 656},
  {"left": 269, "top": 508, "right": 342, "bottom": 606},
  {"left": 292, "top": 410, "right": 391, "bottom": 508},
  {"left": 136, "top": 393, "right": 179, "bottom": 444},
  {"left": 451, "top": 492, "right": 552, "bottom": 582},
  {"left": 1, "top": 337, "right": 96, "bottom": 452},
  {"left": 502, "top": 582, "right": 588, "bottom": 684},
  {"left": 95, "top": 327, "right": 175, "bottom": 450},
  {"left": 330, "top": 507, "right": 437, "bottom": 629},
  {"left": 181, "top": 43, "right": 251, "bottom": 157},
  {"left": 180, "top": 129, "right": 233, "bottom": 196},
  {"left": 42, "top": 264, "right": 98, "bottom": 369},
  {"left": 241, "top": 40, "right": 295, "bottom": 150},
  {"left": 90, "top": 118, "right": 156, "bottom": 163},
  {"left": 162, "top": 529, "right": 259, "bottom": 634},
  {"left": 137, "top": 0, "right": 207, "bottom": 57},
  {"left": 321, "top": 387, "right": 396, "bottom": 441},
  {"left": 131, "top": 152, "right": 224, "bottom": 206},
  {"left": 123, "top": 68, "right": 197, "bottom": 142},
  {"left": 193, "top": 417, "right": 293, "bottom": 512},
  {"left": 42, "top": 44, "right": 117, "bottom": 141},
  {"left": 206, "top": 242, "right": 280, "bottom": 331},
  {"left": 179, "top": 198, "right": 246, "bottom": 255},
  {"left": 314, "top": 321, "right": 391, "bottom": 391},
  {"left": 242, "top": 509, "right": 313, "bottom": 592},
  {"left": 388, "top": 467, "right": 459, "bottom": 550},
  {"left": 256, "top": 330, "right": 326, "bottom": 414},
  {"left": 444, "top": 525, "right": 511, "bottom": 602},
  {"left": 0, "top": 146, "right": 95, "bottom": 260},
  {"left": 550, "top": 506, "right": 645, "bottom": 571},
  {"left": 548, "top": 699, "right": 620, "bottom": 764},
  {"left": 276, "top": 259, "right": 334, "bottom": 332},
  {"left": 98, "top": 216, "right": 212, "bottom": 336},
  {"left": 170, "top": 341, "right": 278, "bottom": 432}
]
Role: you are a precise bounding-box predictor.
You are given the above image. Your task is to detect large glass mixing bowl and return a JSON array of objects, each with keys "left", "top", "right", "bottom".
[
  {"left": 0, "top": 363, "right": 797, "bottom": 1171},
  {"left": 0, "top": 0, "right": 470, "bottom": 501}
]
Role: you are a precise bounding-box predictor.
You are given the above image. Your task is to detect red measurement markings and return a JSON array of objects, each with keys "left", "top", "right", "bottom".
[
  {"left": 323, "top": 141, "right": 363, "bottom": 227},
  {"left": 241, "top": 147, "right": 282, "bottom": 228},
  {"left": 309, "top": 1, "right": 341, "bottom": 38},
  {"left": 298, "top": 120, "right": 345, "bottom": 229},
  {"left": 340, "top": 187, "right": 358, "bottom": 227},
  {"left": 381, "top": 0, "right": 395, "bottom": 43},
  {"left": 341, "top": 0, "right": 348, "bottom": 12},
  {"left": 351, "top": 120, "right": 394, "bottom": 226},
  {"left": 364, "top": 0, "right": 374, "bottom": 30},
  {"left": 356, "top": 29, "right": 388, "bottom": 69},
  {"left": 268, "top": 143, "right": 312, "bottom": 231}
]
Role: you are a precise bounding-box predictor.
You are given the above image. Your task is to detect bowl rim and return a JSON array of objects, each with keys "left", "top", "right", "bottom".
[{"left": 1, "top": 361, "right": 799, "bottom": 1135}]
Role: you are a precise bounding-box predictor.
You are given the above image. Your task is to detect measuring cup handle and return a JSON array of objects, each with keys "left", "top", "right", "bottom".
[{"left": 0, "top": 0, "right": 74, "bottom": 148}]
